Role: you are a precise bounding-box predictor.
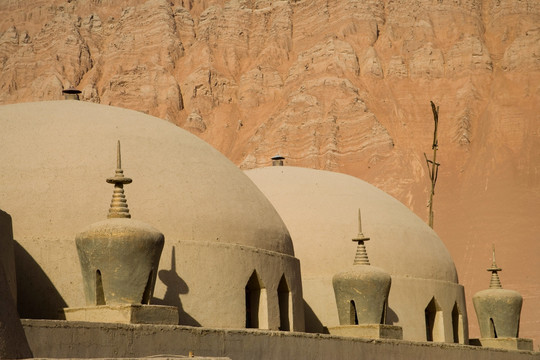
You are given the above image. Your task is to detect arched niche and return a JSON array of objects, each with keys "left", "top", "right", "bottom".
[
  {"left": 278, "top": 275, "right": 292, "bottom": 331},
  {"left": 425, "top": 297, "right": 444, "bottom": 342},
  {"left": 452, "top": 302, "right": 464, "bottom": 344},
  {"left": 245, "top": 271, "right": 268, "bottom": 329}
]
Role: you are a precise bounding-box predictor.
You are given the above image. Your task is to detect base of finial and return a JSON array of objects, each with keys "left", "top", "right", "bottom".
[
  {"left": 469, "top": 338, "right": 533, "bottom": 351},
  {"left": 327, "top": 324, "right": 403, "bottom": 340},
  {"left": 63, "top": 304, "right": 179, "bottom": 325}
]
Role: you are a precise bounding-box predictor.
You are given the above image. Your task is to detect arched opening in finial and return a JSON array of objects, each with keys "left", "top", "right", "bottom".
[
  {"left": 245, "top": 270, "right": 268, "bottom": 329},
  {"left": 95, "top": 270, "right": 105, "bottom": 305},
  {"left": 278, "top": 275, "right": 291, "bottom": 331},
  {"left": 349, "top": 300, "right": 359, "bottom": 325},
  {"left": 490, "top": 318, "right": 498, "bottom": 338}
]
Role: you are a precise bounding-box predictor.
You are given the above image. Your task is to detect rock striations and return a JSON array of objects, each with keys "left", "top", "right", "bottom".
[{"left": 0, "top": 0, "right": 539, "bottom": 346}]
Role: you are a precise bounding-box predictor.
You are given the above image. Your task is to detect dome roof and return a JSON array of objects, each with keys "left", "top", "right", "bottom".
[
  {"left": 0, "top": 101, "right": 293, "bottom": 256},
  {"left": 245, "top": 166, "right": 458, "bottom": 282}
]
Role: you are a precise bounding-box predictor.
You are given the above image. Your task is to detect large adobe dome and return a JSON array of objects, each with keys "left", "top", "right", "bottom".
[
  {"left": 0, "top": 101, "right": 292, "bottom": 256},
  {"left": 0, "top": 101, "right": 303, "bottom": 330},
  {"left": 246, "top": 166, "right": 457, "bottom": 282},
  {"left": 246, "top": 166, "right": 467, "bottom": 342}
]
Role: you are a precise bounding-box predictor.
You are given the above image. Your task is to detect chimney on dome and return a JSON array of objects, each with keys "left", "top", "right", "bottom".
[
  {"left": 62, "top": 87, "right": 81, "bottom": 100},
  {"left": 271, "top": 155, "right": 285, "bottom": 166}
]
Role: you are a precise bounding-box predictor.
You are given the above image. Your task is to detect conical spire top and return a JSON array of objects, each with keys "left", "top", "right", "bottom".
[
  {"left": 352, "top": 209, "right": 370, "bottom": 265},
  {"left": 487, "top": 245, "right": 502, "bottom": 289},
  {"left": 106, "top": 141, "right": 132, "bottom": 219}
]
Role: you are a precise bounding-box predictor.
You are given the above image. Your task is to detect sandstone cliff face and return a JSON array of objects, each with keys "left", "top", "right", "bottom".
[{"left": 1, "top": 0, "right": 539, "bottom": 345}]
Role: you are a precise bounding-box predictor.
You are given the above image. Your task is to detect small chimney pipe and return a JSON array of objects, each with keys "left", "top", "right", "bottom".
[
  {"left": 62, "top": 87, "right": 82, "bottom": 100},
  {"left": 271, "top": 155, "right": 285, "bottom": 166}
]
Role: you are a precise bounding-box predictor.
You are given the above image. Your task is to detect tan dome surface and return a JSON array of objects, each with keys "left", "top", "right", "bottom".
[
  {"left": 245, "top": 166, "right": 458, "bottom": 282},
  {"left": 0, "top": 101, "right": 293, "bottom": 256}
]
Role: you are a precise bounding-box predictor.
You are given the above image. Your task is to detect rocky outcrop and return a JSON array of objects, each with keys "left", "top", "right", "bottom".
[
  {"left": 0, "top": 12, "right": 92, "bottom": 102},
  {"left": 0, "top": 0, "right": 539, "bottom": 345}
]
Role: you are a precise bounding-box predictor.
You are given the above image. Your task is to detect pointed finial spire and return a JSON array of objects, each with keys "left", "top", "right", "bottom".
[
  {"left": 487, "top": 244, "right": 502, "bottom": 289},
  {"left": 352, "top": 208, "right": 371, "bottom": 265},
  {"left": 106, "top": 141, "right": 133, "bottom": 218},
  {"left": 117, "top": 140, "right": 122, "bottom": 169}
]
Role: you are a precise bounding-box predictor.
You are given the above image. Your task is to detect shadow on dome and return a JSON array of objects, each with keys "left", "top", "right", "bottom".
[
  {"left": 387, "top": 306, "right": 399, "bottom": 325},
  {"left": 152, "top": 246, "right": 201, "bottom": 327},
  {"left": 14, "top": 241, "right": 67, "bottom": 319}
]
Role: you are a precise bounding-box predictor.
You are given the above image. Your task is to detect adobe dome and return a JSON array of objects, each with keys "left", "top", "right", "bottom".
[
  {"left": 0, "top": 101, "right": 303, "bottom": 330},
  {"left": 0, "top": 101, "right": 292, "bottom": 256},
  {"left": 245, "top": 166, "right": 457, "bottom": 282},
  {"left": 246, "top": 166, "right": 467, "bottom": 342}
]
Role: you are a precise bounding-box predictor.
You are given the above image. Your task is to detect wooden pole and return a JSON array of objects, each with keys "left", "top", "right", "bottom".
[{"left": 424, "top": 101, "right": 440, "bottom": 228}]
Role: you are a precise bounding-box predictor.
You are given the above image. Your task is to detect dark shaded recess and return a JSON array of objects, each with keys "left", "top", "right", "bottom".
[
  {"left": 425, "top": 298, "right": 438, "bottom": 342},
  {"left": 95, "top": 270, "right": 105, "bottom": 305},
  {"left": 303, "top": 300, "right": 328, "bottom": 334},
  {"left": 490, "top": 318, "right": 498, "bottom": 338},
  {"left": 245, "top": 270, "right": 263, "bottom": 329},
  {"left": 14, "top": 240, "right": 67, "bottom": 319},
  {"left": 350, "top": 300, "right": 359, "bottom": 325},
  {"left": 152, "top": 246, "right": 200, "bottom": 326},
  {"left": 452, "top": 303, "right": 460, "bottom": 343},
  {"left": 277, "top": 275, "right": 290, "bottom": 331}
]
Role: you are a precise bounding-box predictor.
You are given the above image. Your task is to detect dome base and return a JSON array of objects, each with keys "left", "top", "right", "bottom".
[
  {"left": 63, "top": 304, "right": 178, "bottom": 325},
  {"left": 469, "top": 338, "right": 533, "bottom": 351},
  {"left": 328, "top": 324, "right": 403, "bottom": 340}
]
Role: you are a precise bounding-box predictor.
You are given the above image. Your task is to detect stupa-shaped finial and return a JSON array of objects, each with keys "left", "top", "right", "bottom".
[
  {"left": 106, "top": 141, "right": 132, "bottom": 218},
  {"left": 352, "top": 208, "right": 370, "bottom": 265},
  {"left": 487, "top": 244, "right": 502, "bottom": 289},
  {"left": 472, "top": 246, "right": 529, "bottom": 347},
  {"left": 331, "top": 209, "right": 396, "bottom": 335}
]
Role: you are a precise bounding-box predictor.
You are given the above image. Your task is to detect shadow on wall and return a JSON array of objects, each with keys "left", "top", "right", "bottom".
[
  {"left": 152, "top": 246, "right": 201, "bottom": 327},
  {"left": 387, "top": 306, "right": 399, "bottom": 325},
  {"left": 304, "top": 300, "right": 328, "bottom": 334},
  {"left": 14, "top": 240, "right": 67, "bottom": 319}
]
